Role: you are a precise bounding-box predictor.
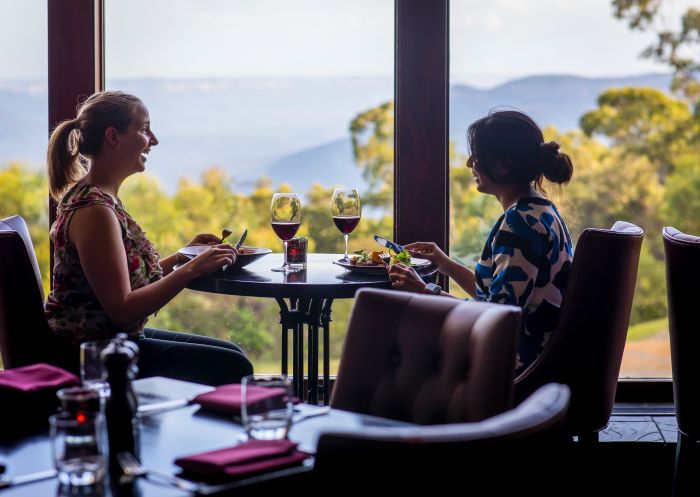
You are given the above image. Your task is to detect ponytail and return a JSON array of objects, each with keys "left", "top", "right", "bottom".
[
  {"left": 47, "top": 119, "right": 85, "bottom": 201},
  {"left": 46, "top": 91, "right": 143, "bottom": 201}
]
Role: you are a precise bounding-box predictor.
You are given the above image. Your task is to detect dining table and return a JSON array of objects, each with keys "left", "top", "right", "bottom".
[
  {"left": 0, "top": 376, "right": 413, "bottom": 496},
  {"left": 184, "top": 253, "right": 438, "bottom": 405}
]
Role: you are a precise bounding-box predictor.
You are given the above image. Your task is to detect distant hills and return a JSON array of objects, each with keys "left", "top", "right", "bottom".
[{"left": 0, "top": 73, "right": 672, "bottom": 196}]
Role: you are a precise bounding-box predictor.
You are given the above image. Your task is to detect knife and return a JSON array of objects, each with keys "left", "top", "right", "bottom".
[
  {"left": 374, "top": 235, "right": 405, "bottom": 254},
  {"left": 234, "top": 228, "right": 248, "bottom": 250},
  {"left": 0, "top": 468, "right": 57, "bottom": 489}
]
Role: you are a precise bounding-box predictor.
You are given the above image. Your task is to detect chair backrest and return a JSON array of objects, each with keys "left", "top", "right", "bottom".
[
  {"left": 330, "top": 288, "right": 521, "bottom": 424},
  {"left": 514, "top": 221, "right": 644, "bottom": 437},
  {"left": 663, "top": 227, "right": 700, "bottom": 439},
  {"left": 0, "top": 215, "right": 65, "bottom": 369},
  {"left": 315, "top": 383, "right": 571, "bottom": 493}
]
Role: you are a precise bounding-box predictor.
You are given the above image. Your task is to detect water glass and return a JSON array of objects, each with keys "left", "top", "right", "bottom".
[
  {"left": 50, "top": 412, "right": 105, "bottom": 486},
  {"left": 241, "top": 375, "right": 293, "bottom": 441},
  {"left": 80, "top": 341, "right": 110, "bottom": 397},
  {"left": 57, "top": 387, "right": 101, "bottom": 417}
]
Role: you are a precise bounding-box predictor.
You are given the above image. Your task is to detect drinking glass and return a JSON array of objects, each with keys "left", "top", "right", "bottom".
[
  {"left": 331, "top": 188, "right": 361, "bottom": 260},
  {"left": 241, "top": 375, "right": 293, "bottom": 441},
  {"left": 270, "top": 193, "right": 302, "bottom": 272},
  {"left": 80, "top": 341, "right": 110, "bottom": 398},
  {"left": 50, "top": 412, "right": 105, "bottom": 486}
]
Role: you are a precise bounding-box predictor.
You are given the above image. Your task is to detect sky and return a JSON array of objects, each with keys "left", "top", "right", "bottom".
[{"left": 0, "top": 0, "right": 693, "bottom": 88}]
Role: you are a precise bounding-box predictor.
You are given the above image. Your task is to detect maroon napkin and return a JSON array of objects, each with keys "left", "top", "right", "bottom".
[
  {"left": 174, "top": 439, "right": 309, "bottom": 478},
  {"left": 0, "top": 363, "right": 80, "bottom": 429},
  {"left": 190, "top": 384, "right": 297, "bottom": 415},
  {"left": 0, "top": 363, "right": 79, "bottom": 392}
]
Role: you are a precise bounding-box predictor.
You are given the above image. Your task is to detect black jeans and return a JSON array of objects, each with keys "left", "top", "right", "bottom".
[{"left": 137, "top": 328, "right": 254, "bottom": 386}]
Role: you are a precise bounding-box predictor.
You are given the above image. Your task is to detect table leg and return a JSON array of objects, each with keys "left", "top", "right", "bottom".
[
  {"left": 273, "top": 297, "right": 335, "bottom": 404},
  {"left": 321, "top": 298, "right": 333, "bottom": 405},
  {"left": 295, "top": 298, "right": 306, "bottom": 400},
  {"left": 307, "top": 300, "right": 321, "bottom": 404},
  {"left": 275, "top": 298, "right": 294, "bottom": 393}
]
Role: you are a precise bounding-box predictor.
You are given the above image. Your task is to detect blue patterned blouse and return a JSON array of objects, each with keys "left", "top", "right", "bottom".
[{"left": 474, "top": 196, "right": 573, "bottom": 375}]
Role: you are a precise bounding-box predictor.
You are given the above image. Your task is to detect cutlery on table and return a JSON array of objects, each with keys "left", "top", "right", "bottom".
[
  {"left": 0, "top": 468, "right": 57, "bottom": 489},
  {"left": 234, "top": 228, "right": 248, "bottom": 250},
  {"left": 373, "top": 235, "right": 405, "bottom": 254},
  {"left": 220, "top": 228, "right": 233, "bottom": 243},
  {"left": 137, "top": 398, "right": 191, "bottom": 416},
  {"left": 293, "top": 406, "right": 331, "bottom": 422},
  {"left": 117, "top": 452, "right": 201, "bottom": 493},
  {"left": 221, "top": 228, "right": 247, "bottom": 272},
  {"left": 377, "top": 253, "right": 392, "bottom": 267}
]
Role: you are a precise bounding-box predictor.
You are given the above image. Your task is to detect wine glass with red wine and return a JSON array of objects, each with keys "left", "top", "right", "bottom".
[
  {"left": 271, "top": 192, "right": 302, "bottom": 272},
  {"left": 331, "top": 188, "right": 361, "bottom": 260}
]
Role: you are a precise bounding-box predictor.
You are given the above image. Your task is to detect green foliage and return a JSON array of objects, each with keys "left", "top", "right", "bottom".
[
  {"left": 0, "top": 163, "right": 50, "bottom": 295},
  {"left": 350, "top": 101, "right": 394, "bottom": 209},
  {"left": 663, "top": 153, "right": 700, "bottom": 235},
  {"left": 580, "top": 87, "right": 696, "bottom": 179}
]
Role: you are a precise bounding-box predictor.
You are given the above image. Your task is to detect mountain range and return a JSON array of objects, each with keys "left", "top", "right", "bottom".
[{"left": 0, "top": 73, "right": 672, "bottom": 196}]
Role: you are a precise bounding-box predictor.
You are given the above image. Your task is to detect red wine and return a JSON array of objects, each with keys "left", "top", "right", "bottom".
[
  {"left": 271, "top": 221, "right": 300, "bottom": 241},
  {"left": 333, "top": 216, "right": 360, "bottom": 234}
]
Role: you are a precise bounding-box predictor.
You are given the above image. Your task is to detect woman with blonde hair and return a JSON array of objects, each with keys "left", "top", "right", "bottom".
[{"left": 45, "top": 91, "right": 252, "bottom": 385}]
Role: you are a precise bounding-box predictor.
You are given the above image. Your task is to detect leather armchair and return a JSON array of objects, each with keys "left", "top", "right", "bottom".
[
  {"left": 0, "top": 215, "right": 70, "bottom": 370},
  {"left": 315, "top": 383, "right": 571, "bottom": 494},
  {"left": 514, "top": 221, "right": 644, "bottom": 441},
  {"left": 663, "top": 226, "right": 700, "bottom": 496},
  {"left": 331, "top": 287, "right": 521, "bottom": 424}
]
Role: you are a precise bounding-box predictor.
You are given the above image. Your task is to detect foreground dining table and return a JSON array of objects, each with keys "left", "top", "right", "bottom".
[
  {"left": 185, "top": 253, "right": 437, "bottom": 404},
  {"left": 0, "top": 377, "right": 413, "bottom": 496}
]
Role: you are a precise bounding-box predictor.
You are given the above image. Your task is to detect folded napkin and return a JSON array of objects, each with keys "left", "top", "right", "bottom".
[
  {"left": 0, "top": 363, "right": 80, "bottom": 431},
  {"left": 191, "top": 384, "right": 298, "bottom": 416},
  {"left": 175, "top": 439, "right": 308, "bottom": 478},
  {"left": 0, "top": 363, "right": 79, "bottom": 392}
]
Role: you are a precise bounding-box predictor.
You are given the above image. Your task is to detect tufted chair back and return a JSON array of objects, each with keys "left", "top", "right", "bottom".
[
  {"left": 0, "top": 215, "right": 68, "bottom": 369},
  {"left": 330, "top": 288, "right": 521, "bottom": 424}
]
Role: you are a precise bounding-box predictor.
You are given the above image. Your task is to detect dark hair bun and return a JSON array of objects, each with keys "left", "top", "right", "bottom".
[{"left": 540, "top": 141, "right": 573, "bottom": 184}]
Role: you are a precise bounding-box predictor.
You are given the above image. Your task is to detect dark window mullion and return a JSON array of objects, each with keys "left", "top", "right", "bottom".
[
  {"left": 394, "top": 0, "right": 450, "bottom": 289},
  {"left": 47, "top": 0, "right": 103, "bottom": 278}
]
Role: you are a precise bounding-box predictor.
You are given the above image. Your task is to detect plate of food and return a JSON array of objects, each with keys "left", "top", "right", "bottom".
[
  {"left": 177, "top": 245, "right": 272, "bottom": 269},
  {"left": 332, "top": 249, "right": 431, "bottom": 274}
]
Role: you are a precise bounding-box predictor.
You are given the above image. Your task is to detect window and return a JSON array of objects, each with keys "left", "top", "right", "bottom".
[
  {"left": 0, "top": 1, "right": 49, "bottom": 297},
  {"left": 449, "top": 0, "right": 682, "bottom": 378},
  {"left": 105, "top": 0, "right": 394, "bottom": 373}
]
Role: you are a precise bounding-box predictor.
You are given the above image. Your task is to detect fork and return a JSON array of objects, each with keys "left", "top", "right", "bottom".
[
  {"left": 378, "top": 253, "right": 392, "bottom": 267},
  {"left": 117, "top": 452, "right": 201, "bottom": 493},
  {"left": 220, "top": 228, "right": 233, "bottom": 243}
]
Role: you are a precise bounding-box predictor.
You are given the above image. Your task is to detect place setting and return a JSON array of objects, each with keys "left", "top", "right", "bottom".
[{"left": 177, "top": 227, "right": 272, "bottom": 272}]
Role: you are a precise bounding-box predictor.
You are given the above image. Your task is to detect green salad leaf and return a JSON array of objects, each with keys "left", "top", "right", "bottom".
[
  {"left": 351, "top": 249, "right": 371, "bottom": 263},
  {"left": 391, "top": 249, "right": 411, "bottom": 265}
]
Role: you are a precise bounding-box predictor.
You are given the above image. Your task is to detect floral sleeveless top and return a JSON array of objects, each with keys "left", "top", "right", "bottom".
[{"left": 45, "top": 184, "right": 163, "bottom": 346}]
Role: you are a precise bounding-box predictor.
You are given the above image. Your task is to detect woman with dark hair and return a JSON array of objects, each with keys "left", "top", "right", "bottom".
[
  {"left": 45, "top": 90, "right": 253, "bottom": 385},
  {"left": 389, "top": 110, "right": 574, "bottom": 374}
]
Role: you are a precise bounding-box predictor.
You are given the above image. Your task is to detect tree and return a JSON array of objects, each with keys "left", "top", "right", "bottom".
[
  {"left": 580, "top": 87, "right": 697, "bottom": 180},
  {"left": 613, "top": 0, "right": 700, "bottom": 105},
  {"left": 350, "top": 101, "right": 394, "bottom": 210}
]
